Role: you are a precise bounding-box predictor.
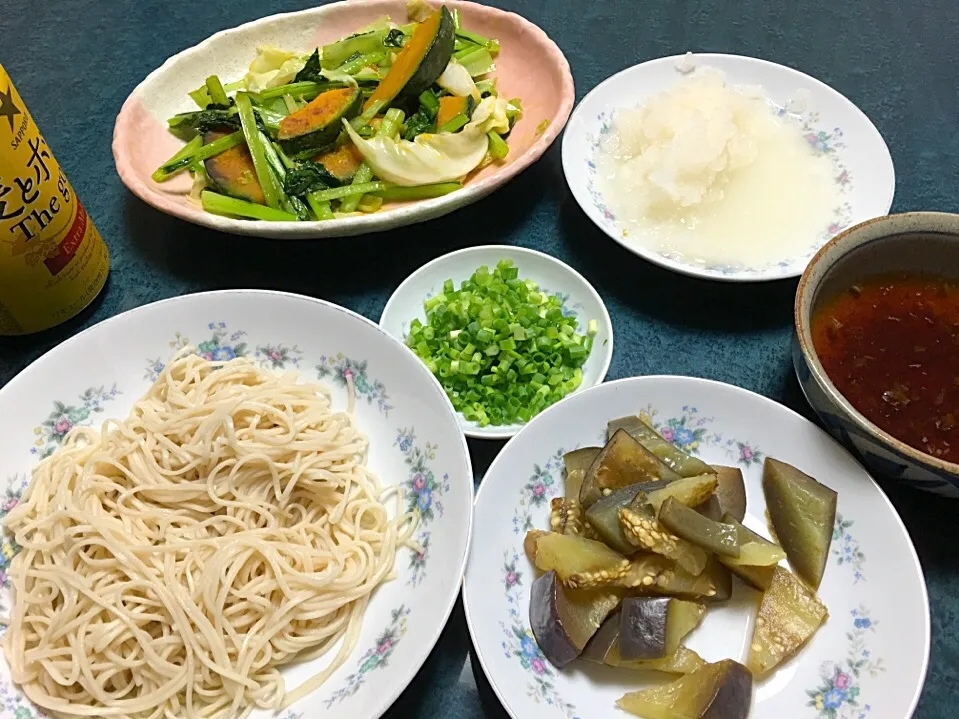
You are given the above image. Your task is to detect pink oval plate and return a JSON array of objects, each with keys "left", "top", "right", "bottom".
[{"left": 112, "top": 0, "right": 573, "bottom": 239}]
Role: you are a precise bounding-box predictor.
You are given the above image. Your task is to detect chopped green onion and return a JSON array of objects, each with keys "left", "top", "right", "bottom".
[
  {"left": 436, "top": 114, "right": 469, "bottom": 134},
  {"left": 372, "top": 182, "right": 461, "bottom": 201},
  {"left": 152, "top": 132, "right": 242, "bottom": 182},
  {"left": 405, "top": 259, "right": 595, "bottom": 427},
  {"left": 201, "top": 191, "right": 298, "bottom": 221},
  {"left": 487, "top": 131, "right": 509, "bottom": 160}
]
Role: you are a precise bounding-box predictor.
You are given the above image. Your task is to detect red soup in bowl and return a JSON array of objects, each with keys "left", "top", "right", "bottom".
[{"left": 811, "top": 273, "right": 959, "bottom": 463}]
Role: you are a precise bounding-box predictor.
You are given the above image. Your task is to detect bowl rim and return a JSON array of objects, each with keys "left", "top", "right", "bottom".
[
  {"left": 379, "top": 244, "right": 615, "bottom": 440},
  {"left": 111, "top": 0, "right": 575, "bottom": 239},
  {"left": 562, "top": 51, "right": 896, "bottom": 283},
  {"left": 794, "top": 210, "right": 959, "bottom": 476}
]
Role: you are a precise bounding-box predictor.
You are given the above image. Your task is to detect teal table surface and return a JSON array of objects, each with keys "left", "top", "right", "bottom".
[{"left": 2, "top": 0, "right": 958, "bottom": 716}]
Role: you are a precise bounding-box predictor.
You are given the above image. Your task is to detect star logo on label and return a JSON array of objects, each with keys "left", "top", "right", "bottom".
[{"left": 0, "top": 84, "right": 23, "bottom": 133}]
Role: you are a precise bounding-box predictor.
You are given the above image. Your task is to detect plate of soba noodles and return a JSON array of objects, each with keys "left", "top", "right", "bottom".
[{"left": 0, "top": 289, "right": 473, "bottom": 719}]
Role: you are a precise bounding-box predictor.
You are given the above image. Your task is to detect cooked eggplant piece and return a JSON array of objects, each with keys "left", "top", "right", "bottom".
[
  {"left": 524, "top": 529, "right": 548, "bottom": 564},
  {"left": 531, "top": 532, "right": 630, "bottom": 588},
  {"left": 747, "top": 566, "right": 828, "bottom": 677},
  {"left": 763, "top": 458, "right": 837, "bottom": 589},
  {"left": 607, "top": 416, "right": 717, "bottom": 477},
  {"left": 618, "top": 554, "right": 717, "bottom": 599},
  {"left": 715, "top": 516, "right": 779, "bottom": 590},
  {"left": 619, "top": 597, "right": 670, "bottom": 660},
  {"left": 563, "top": 447, "right": 601, "bottom": 501},
  {"left": 715, "top": 466, "right": 747, "bottom": 522},
  {"left": 665, "top": 598, "right": 707, "bottom": 652},
  {"left": 550, "top": 497, "right": 587, "bottom": 536},
  {"left": 584, "top": 481, "right": 667, "bottom": 554},
  {"left": 579, "top": 430, "right": 681, "bottom": 508},
  {"left": 620, "top": 504, "right": 708, "bottom": 575},
  {"left": 618, "top": 659, "right": 753, "bottom": 719},
  {"left": 719, "top": 514, "right": 786, "bottom": 568},
  {"left": 647, "top": 474, "right": 719, "bottom": 512},
  {"left": 584, "top": 612, "right": 709, "bottom": 674},
  {"left": 702, "top": 555, "right": 733, "bottom": 603},
  {"left": 529, "top": 570, "right": 622, "bottom": 668},
  {"left": 658, "top": 497, "right": 740, "bottom": 558}
]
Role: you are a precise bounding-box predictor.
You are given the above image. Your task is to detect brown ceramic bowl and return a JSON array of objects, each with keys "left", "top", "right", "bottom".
[{"left": 793, "top": 211, "right": 959, "bottom": 496}]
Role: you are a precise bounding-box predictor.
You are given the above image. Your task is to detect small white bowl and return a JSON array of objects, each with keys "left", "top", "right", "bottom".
[
  {"left": 563, "top": 53, "right": 896, "bottom": 282},
  {"left": 380, "top": 246, "right": 613, "bottom": 440}
]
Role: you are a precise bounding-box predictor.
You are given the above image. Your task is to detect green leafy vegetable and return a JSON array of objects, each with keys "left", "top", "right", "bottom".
[
  {"left": 152, "top": 132, "right": 243, "bottom": 182},
  {"left": 455, "top": 46, "right": 495, "bottom": 76},
  {"left": 168, "top": 107, "right": 240, "bottom": 134},
  {"left": 205, "top": 75, "right": 230, "bottom": 106},
  {"left": 283, "top": 162, "right": 343, "bottom": 197},
  {"left": 234, "top": 92, "right": 283, "bottom": 209},
  {"left": 294, "top": 50, "right": 324, "bottom": 83},
  {"left": 373, "top": 182, "right": 460, "bottom": 200},
  {"left": 487, "top": 131, "right": 509, "bottom": 160},
  {"left": 406, "top": 259, "right": 594, "bottom": 426},
  {"left": 383, "top": 29, "right": 407, "bottom": 48}
]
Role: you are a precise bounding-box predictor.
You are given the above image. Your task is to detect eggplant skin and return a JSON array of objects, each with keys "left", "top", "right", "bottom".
[
  {"left": 529, "top": 571, "right": 579, "bottom": 668},
  {"left": 619, "top": 597, "right": 669, "bottom": 660},
  {"left": 702, "top": 660, "right": 753, "bottom": 719}
]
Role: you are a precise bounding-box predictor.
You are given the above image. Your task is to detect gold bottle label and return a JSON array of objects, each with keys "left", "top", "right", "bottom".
[{"left": 0, "top": 63, "right": 110, "bottom": 335}]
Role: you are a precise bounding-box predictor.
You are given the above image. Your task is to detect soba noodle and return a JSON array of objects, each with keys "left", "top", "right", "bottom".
[{"left": 2, "top": 352, "right": 416, "bottom": 719}]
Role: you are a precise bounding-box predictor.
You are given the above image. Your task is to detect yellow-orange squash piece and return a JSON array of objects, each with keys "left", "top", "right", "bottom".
[
  {"left": 203, "top": 130, "right": 265, "bottom": 204},
  {"left": 436, "top": 95, "right": 474, "bottom": 128},
  {"left": 278, "top": 86, "right": 362, "bottom": 154},
  {"left": 313, "top": 142, "right": 365, "bottom": 182},
  {"left": 364, "top": 7, "right": 455, "bottom": 111}
]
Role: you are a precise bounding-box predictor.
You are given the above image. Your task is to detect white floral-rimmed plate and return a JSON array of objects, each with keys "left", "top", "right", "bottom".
[
  {"left": 0, "top": 290, "right": 473, "bottom": 719},
  {"left": 379, "top": 246, "right": 613, "bottom": 440},
  {"left": 562, "top": 53, "right": 895, "bottom": 282},
  {"left": 112, "top": 0, "right": 574, "bottom": 239},
  {"left": 464, "top": 376, "right": 929, "bottom": 719}
]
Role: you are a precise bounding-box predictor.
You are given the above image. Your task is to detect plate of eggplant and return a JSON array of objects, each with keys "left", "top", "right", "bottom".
[{"left": 464, "top": 376, "right": 929, "bottom": 719}]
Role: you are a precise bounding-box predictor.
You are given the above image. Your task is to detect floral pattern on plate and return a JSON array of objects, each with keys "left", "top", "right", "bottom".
[
  {"left": 584, "top": 104, "right": 855, "bottom": 278},
  {"left": 807, "top": 607, "right": 885, "bottom": 718},
  {"left": 145, "top": 322, "right": 302, "bottom": 380},
  {"left": 323, "top": 605, "right": 411, "bottom": 708},
  {"left": 501, "top": 551, "right": 580, "bottom": 719},
  {"left": 317, "top": 354, "right": 393, "bottom": 416},
  {"left": 30, "top": 384, "right": 121, "bottom": 459},
  {"left": 396, "top": 429, "right": 451, "bottom": 586}
]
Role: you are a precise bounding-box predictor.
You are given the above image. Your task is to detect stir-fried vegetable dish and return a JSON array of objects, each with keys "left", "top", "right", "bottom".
[
  {"left": 527, "top": 416, "right": 838, "bottom": 718},
  {"left": 152, "top": 0, "right": 522, "bottom": 221}
]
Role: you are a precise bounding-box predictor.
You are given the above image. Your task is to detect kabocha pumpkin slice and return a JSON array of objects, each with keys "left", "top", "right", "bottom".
[
  {"left": 585, "top": 481, "right": 670, "bottom": 554},
  {"left": 278, "top": 86, "right": 363, "bottom": 155},
  {"left": 646, "top": 474, "right": 719, "bottom": 512},
  {"left": 579, "top": 429, "right": 680, "bottom": 508},
  {"left": 435, "top": 94, "right": 475, "bottom": 128},
  {"left": 364, "top": 7, "right": 455, "bottom": 111},
  {"left": 203, "top": 130, "right": 264, "bottom": 204},
  {"left": 529, "top": 570, "right": 622, "bottom": 668},
  {"left": 563, "top": 447, "right": 601, "bottom": 501},
  {"left": 658, "top": 497, "right": 741, "bottom": 557},
  {"left": 532, "top": 532, "right": 630, "bottom": 588},
  {"left": 313, "top": 142, "right": 365, "bottom": 183},
  {"left": 607, "top": 416, "right": 717, "bottom": 477},
  {"left": 747, "top": 566, "right": 828, "bottom": 677},
  {"left": 550, "top": 497, "right": 587, "bottom": 537},
  {"left": 618, "top": 659, "right": 753, "bottom": 719},
  {"left": 762, "top": 458, "right": 837, "bottom": 589},
  {"left": 620, "top": 503, "right": 708, "bottom": 575}
]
